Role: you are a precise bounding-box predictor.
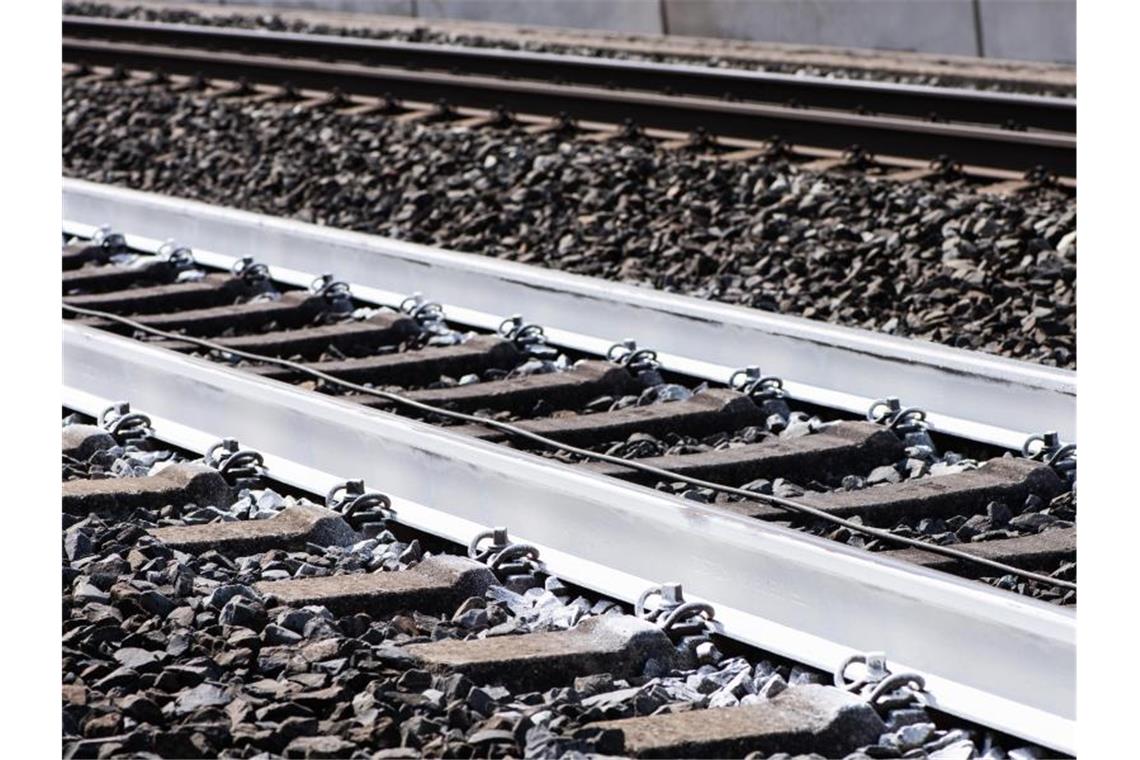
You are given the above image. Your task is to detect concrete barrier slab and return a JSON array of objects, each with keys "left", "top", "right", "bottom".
[
  {"left": 664, "top": 0, "right": 978, "bottom": 56},
  {"left": 172, "top": 1, "right": 415, "bottom": 14},
  {"left": 979, "top": 0, "right": 1075, "bottom": 62},
  {"left": 417, "top": 0, "right": 663, "bottom": 34}
]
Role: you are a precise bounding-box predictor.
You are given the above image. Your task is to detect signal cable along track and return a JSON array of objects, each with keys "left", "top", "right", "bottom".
[{"left": 61, "top": 23, "right": 1075, "bottom": 176}]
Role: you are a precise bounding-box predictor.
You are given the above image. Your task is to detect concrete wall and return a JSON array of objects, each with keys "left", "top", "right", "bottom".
[
  {"left": 166, "top": 0, "right": 1076, "bottom": 63},
  {"left": 417, "top": 0, "right": 662, "bottom": 34},
  {"left": 213, "top": 1, "right": 413, "bottom": 13},
  {"left": 663, "top": 0, "right": 980, "bottom": 56},
  {"left": 979, "top": 0, "right": 1075, "bottom": 61}
]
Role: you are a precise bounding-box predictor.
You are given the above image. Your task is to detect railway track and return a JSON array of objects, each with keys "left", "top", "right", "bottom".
[
  {"left": 63, "top": 16, "right": 1074, "bottom": 133},
  {"left": 62, "top": 407, "right": 1043, "bottom": 759},
  {"left": 61, "top": 16, "right": 1075, "bottom": 177},
  {"left": 64, "top": 180, "right": 1077, "bottom": 449},
  {"left": 61, "top": 185, "right": 1075, "bottom": 752}
]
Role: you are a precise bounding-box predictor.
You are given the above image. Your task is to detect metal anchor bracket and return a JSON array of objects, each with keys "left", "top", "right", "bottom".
[
  {"left": 636, "top": 582, "right": 717, "bottom": 662},
  {"left": 730, "top": 366, "right": 791, "bottom": 428},
  {"left": 309, "top": 273, "right": 355, "bottom": 318},
  {"left": 399, "top": 292, "right": 446, "bottom": 325},
  {"left": 607, "top": 338, "right": 664, "bottom": 386},
  {"left": 231, "top": 256, "right": 270, "bottom": 285},
  {"left": 204, "top": 437, "right": 266, "bottom": 488},
  {"left": 867, "top": 396, "right": 937, "bottom": 452},
  {"left": 399, "top": 292, "right": 467, "bottom": 347},
  {"left": 325, "top": 479, "right": 394, "bottom": 524},
  {"left": 89, "top": 224, "right": 127, "bottom": 253},
  {"left": 1022, "top": 431, "right": 1076, "bottom": 484},
  {"left": 97, "top": 401, "right": 153, "bottom": 446},
  {"left": 636, "top": 582, "right": 715, "bottom": 635},
  {"left": 498, "top": 314, "right": 556, "bottom": 357},
  {"left": 230, "top": 257, "right": 276, "bottom": 299},
  {"left": 834, "top": 651, "right": 927, "bottom": 711},
  {"left": 468, "top": 527, "right": 542, "bottom": 592},
  {"left": 155, "top": 239, "right": 197, "bottom": 272}
]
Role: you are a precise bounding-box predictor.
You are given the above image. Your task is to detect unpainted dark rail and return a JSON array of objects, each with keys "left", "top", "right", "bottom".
[
  {"left": 63, "top": 16, "right": 1076, "bottom": 134},
  {"left": 63, "top": 36, "right": 1076, "bottom": 175}
]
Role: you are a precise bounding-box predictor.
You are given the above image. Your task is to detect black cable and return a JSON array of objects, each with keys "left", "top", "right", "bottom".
[{"left": 62, "top": 302, "right": 1076, "bottom": 592}]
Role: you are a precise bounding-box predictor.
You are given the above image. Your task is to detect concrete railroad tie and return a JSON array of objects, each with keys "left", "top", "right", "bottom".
[
  {"left": 62, "top": 463, "right": 231, "bottom": 514},
  {"left": 585, "top": 683, "right": 885, "bottom": 758},
  {"left": 253, "top": 555, "right": 496, "bottom": 617},
  {"left": 248, "top": 334, "right": 521, "bottom": 385},
  {"left": 396, "top": 614, "right": 678, "bottom": 691},
  {"left": 160, "top": 312, "right": 416, "bottom": 356},
  {"left": 884, "top": 525, "right": 1075, "bottom": 576},
  {"left": 149, "top": 504, "right": 359, "bottom": 555},
  {"left": 351, "top": 359, "right": 636, "bottom": 415},
  {"left": 581, "top": 420, "right": 903, "bottom": 485},
  {"left": 741, "top": 457, "right": 1064, "bottom": 525},
  {"left": 73, "top": 290, "right": 331, "bottom": 337},
  {"left": 62, "top": 256, "right": 187, "bottom": 293},
  {"left": 62, "top": 424, "right": 116, "bottom": 460},
  {"left": 64, "top": 272, "right": 248, "bottom": 315},
  {"left": 461, "top": 388, "right": 765, "bottom": 444}
]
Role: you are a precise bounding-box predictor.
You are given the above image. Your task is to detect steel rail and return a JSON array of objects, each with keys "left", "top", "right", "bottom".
[
  {"left": 62, "top": 324, "right": 1076, "bottom": 753},
  {"left": 61, "top": 300, "right": 1076, "bottom": 591},
  {"left": 63, "top": 16, "right": 1075, "bottom": 134},
  {"left": 62, "top": 37, "right": 1075, "bottom": 175},
  {"left": 62, "top": 180, "right": 1076, "bottom": 448}
]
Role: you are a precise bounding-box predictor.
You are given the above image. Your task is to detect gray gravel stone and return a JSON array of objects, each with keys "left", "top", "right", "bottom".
[
  {"left": 205, "top": 583, "right": 263, "bottom": 610},
  {"left": 113, "top": 647, "right": 161, "bottom": 671},
  {"left": 137, "top": 589, "right": 176, "bottom": 617},
  {"left": 220, "top": 595, "right": 268, "bottom": 630},
  {"left": 172, "top": 682, "right": 233, "bottom": 714},
  {"left": 72, "top": 581, "right": 109, "bottom": 605},
  {"left": 881, "top": 721, "right": 937, "bottom": 752},
  {"left": 867, "top": 465, "right": 903, "bottom": 485},
  {"left": 64, "top": 529, "right": 93, "bottom": 562},
  {"left": 284, "top": 734, "right": 357, "bottom": 758},
  {"left": 1009, "top": 512, "right": 1057, "bottom": 532},
  {"left": 757, "top": 673, "right": 789, "bottom": 699},
  {"left": 930, "top": 739, "right": 979, "bottom": 759}
]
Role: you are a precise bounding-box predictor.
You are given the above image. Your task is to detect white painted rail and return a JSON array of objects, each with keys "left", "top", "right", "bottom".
[
  {"left": 63, "top": 325, "right": 1075, "bottom": 752},
  {"left": 63, "top": 179, "right": 1075, "bottom": 449}
]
